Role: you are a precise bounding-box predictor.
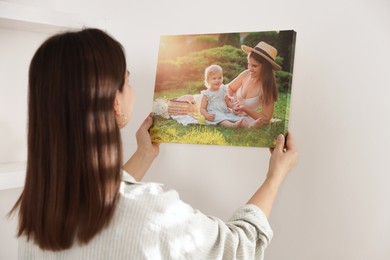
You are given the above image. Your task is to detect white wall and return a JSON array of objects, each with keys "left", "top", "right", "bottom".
[
  {"left": 0, "top": 27, "right": 46, "bottom": 163},
  {"left": 0, "top": 26, "right": 52, "bottom": 260},
  {"left": 1, "top": 0, "right": 390, "bottom": 259}
]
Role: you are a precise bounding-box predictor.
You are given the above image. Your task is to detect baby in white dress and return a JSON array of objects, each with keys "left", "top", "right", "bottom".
[{"left": 200, "top": 65, "right": 244, "bottom": 128}]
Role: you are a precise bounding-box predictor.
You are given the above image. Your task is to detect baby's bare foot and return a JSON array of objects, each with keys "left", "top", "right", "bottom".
[
  {"left": 234, "top": 119, "right": 246, "bottom": 128},
  {"left": 250, "top": 118, "right": 264, "bottom": 128}
]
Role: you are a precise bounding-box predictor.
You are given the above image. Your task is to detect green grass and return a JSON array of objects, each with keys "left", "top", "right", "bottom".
[{"left": 150, "top": 90, "right": 290, "bottom": 147}]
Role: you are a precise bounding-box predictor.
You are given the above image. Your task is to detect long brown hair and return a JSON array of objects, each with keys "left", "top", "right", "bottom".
[
  {"left": 10, "top": 28, "right": 127, "bottom": 250},
  {"left": 249, "top": 52, "right": 278, "bottom": 105}
]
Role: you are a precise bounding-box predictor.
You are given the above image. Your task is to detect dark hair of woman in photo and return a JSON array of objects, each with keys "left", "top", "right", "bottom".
[
  {"left": 10, "top": 28, "right": 297, "bottom": 259},
  {"left": 249, "top": 51, "right": 278, "bottom": 106}
]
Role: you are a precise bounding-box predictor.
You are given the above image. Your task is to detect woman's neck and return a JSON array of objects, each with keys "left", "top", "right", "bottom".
[
  {"left": 242, "top": 76, "right": 262, "bottom": 98},
  {"left": 249, "top": 74, "right": 262, "bottom": 84}
]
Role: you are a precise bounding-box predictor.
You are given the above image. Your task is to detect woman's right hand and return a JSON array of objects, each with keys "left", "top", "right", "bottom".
[
  {"left": 123, "top": 115, "right": 160, "bottom": 181},
  {"left": 135, "top": 115, "right": 160, "bottom": 159},
  {"left": 267, "top": 132, "right": 298, "bottom": 184}
]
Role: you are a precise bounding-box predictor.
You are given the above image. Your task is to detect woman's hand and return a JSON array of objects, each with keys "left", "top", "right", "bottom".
[
  {"left": 135, "top": 115, "right": 160, "bottom": 159},
  {"left": 267, "top": 132, "right": 298, "bottom": 185},
  {"left": 232, "top": 101, "right": 245, "bottom": 115},
  {"left": 123, "top": 115, "right": 160, "bottom": 181},
  {"left": 224, "top": 95, "right": 234, "bottom": 108}
]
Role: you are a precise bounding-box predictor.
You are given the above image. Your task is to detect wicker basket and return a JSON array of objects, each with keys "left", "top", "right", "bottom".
[{"left": 168, "top": 99, "right": 197, "bottom": 116}]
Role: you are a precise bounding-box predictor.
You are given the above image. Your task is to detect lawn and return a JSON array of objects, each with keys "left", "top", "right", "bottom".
[{"left": 150, "top": 91, "right": 290, "bottom": 148}]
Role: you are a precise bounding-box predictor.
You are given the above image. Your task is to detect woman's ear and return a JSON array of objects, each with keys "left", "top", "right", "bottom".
[{"left": 113, "top": 91, "right": 121, "bottom": 115}]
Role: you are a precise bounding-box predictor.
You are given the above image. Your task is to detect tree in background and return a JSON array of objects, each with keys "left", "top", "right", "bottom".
[
  {"left": 218, "top": 33, "right": 240, "bottom": 48},
  {"left": 242, "top": 31, "right": 296, "bottom": 73},
  {"left": 242, "top": 31, "right": 279, "bottom": 50},
  {"left": 187, "top": 35, "right": 219, "bottom": 53},
  {"left": 277, "top": 30, "right": 296, "bottom": 72},
  {"left": 155, "top": 31, "right": 295, "bottom": 94},
  {"left": 155, "top": 45, "right": 247, "bottom": 93}
]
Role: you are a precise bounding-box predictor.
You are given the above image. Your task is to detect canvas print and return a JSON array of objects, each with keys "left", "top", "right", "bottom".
[{"left": 150, "top": 30, "right": 296, "bottom": 147}]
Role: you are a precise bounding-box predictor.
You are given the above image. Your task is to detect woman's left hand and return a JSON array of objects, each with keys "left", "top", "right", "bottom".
[{"left": 233, "top": 101, "right": 245, "bottom": 114}]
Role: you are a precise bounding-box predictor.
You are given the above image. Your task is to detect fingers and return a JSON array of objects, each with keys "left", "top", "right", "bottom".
[
  {"left": 153, "top": 142, "right": 161, "bottom": 149},
  {"left": 271, "top": 132, "right": 297, "bottom": 155},
  {"left": 140, "top": 115, "right": 153, "bottom": 130},
  {"left": 136, "top": 115, "right": 154, "bottom": 140},
  {"left": 274, "top": 134, "right": 285, "bottom": 152},
  {"left": 285, "top": 132, "right": 297, "bottom": 153}
]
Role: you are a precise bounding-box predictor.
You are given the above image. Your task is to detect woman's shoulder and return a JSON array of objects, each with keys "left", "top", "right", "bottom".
[
  {"left": 119, "top": 173, "right": 184, "bottom": 215},
  {"left": 227, "top": 70, "right": 250, "bottom": 90},
  {"left": 237, "top": 69, "right": 250, "bottom": 79},
  {"left": 119, "top": 181, "right": 181, "bottom": 212},
  {"left": 116, "top": 181, "right": 194, "bottom": 233}
]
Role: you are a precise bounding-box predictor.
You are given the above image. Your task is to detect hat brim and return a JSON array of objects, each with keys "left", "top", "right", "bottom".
[{"left": 241, "top": 45, "right": 281, "bottom": 71}]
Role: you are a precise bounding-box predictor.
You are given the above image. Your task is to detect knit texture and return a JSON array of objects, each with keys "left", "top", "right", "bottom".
[{"left": 18, "top": 173, "right": 273, "bottom": 259}]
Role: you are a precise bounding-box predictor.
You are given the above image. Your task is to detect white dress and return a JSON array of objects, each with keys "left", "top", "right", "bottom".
[
  {"left": 234, "top": 80, "right": 263, "bottom": 125},
  {"left": 201, "top": 84, "right": 243, "bottom": 125}
]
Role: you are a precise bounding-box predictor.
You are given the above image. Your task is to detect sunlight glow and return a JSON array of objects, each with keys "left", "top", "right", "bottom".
[
  {"left": 169, "top": 230, "right": 204, "bottom": 258},
  {"left": 120, "top": 183, "right": 162, "bottom": 200}
]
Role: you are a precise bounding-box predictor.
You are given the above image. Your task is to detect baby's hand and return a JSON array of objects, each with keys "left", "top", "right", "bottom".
[
  {"left": 225, "top": 95, "right": 234, "bottom": 108},
  {"left": 233, "top": 102, "right": 244, "bottom": 114},
  {"left": 206, "top": 113, "right": 215, "bottom": 122}
]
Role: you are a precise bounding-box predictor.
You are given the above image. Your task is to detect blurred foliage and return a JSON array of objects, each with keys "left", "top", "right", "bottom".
[
  {"left": 277, "top": 30, "right": 297, "bottom": 72},
  {"left": 188, "top": 35, "right": 219, "bottom": 53},
  {"left": 158, "top": 35, "right": 188, "bottom": 60},
  {"left": 155, "top": 45, "right": 247, "bottom": 92},
  {"left": 242, "top": 30, "right": 296, "bottom": 71},
  {"left": 218, "top": 33, "right": 240, "bottom": 48},
  {"left": 242, "top": 31, "right": 279, "bottom": 50},
  {"left": 275, "top": 70, "right": 293, "bottom": 92},
  {"left": 155, "top": 31, "right": 296, "bottom": 93}
]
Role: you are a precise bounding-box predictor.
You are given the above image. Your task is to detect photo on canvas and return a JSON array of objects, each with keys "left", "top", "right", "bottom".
[{"left": 150, "top": 30, "right": 296, "bottom": 147}]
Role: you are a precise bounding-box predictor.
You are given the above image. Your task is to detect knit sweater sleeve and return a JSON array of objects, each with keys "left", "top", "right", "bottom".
[
  {"left": 162, "top": 201, "right": 273, "bottom": 260},
  {"left": 118, "top": 177, "right": 273, "bottom": 260}
]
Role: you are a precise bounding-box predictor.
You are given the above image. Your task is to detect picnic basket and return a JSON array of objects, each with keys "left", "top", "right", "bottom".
[{"left": 167, "top": 98, "right": 198, "bottom": 116}]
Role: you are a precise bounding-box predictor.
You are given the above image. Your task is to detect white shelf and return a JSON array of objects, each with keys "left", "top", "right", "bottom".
[
  {"left": 0, "top": 162, "right": 26, "bottom": 190},
  {"left": 0, "top": 1, "right": 106, "bottom": 33}
]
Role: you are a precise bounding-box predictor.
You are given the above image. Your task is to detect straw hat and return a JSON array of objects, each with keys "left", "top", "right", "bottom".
[{"left": 241, "top": 41, "right": 281, "bottom": 70}]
